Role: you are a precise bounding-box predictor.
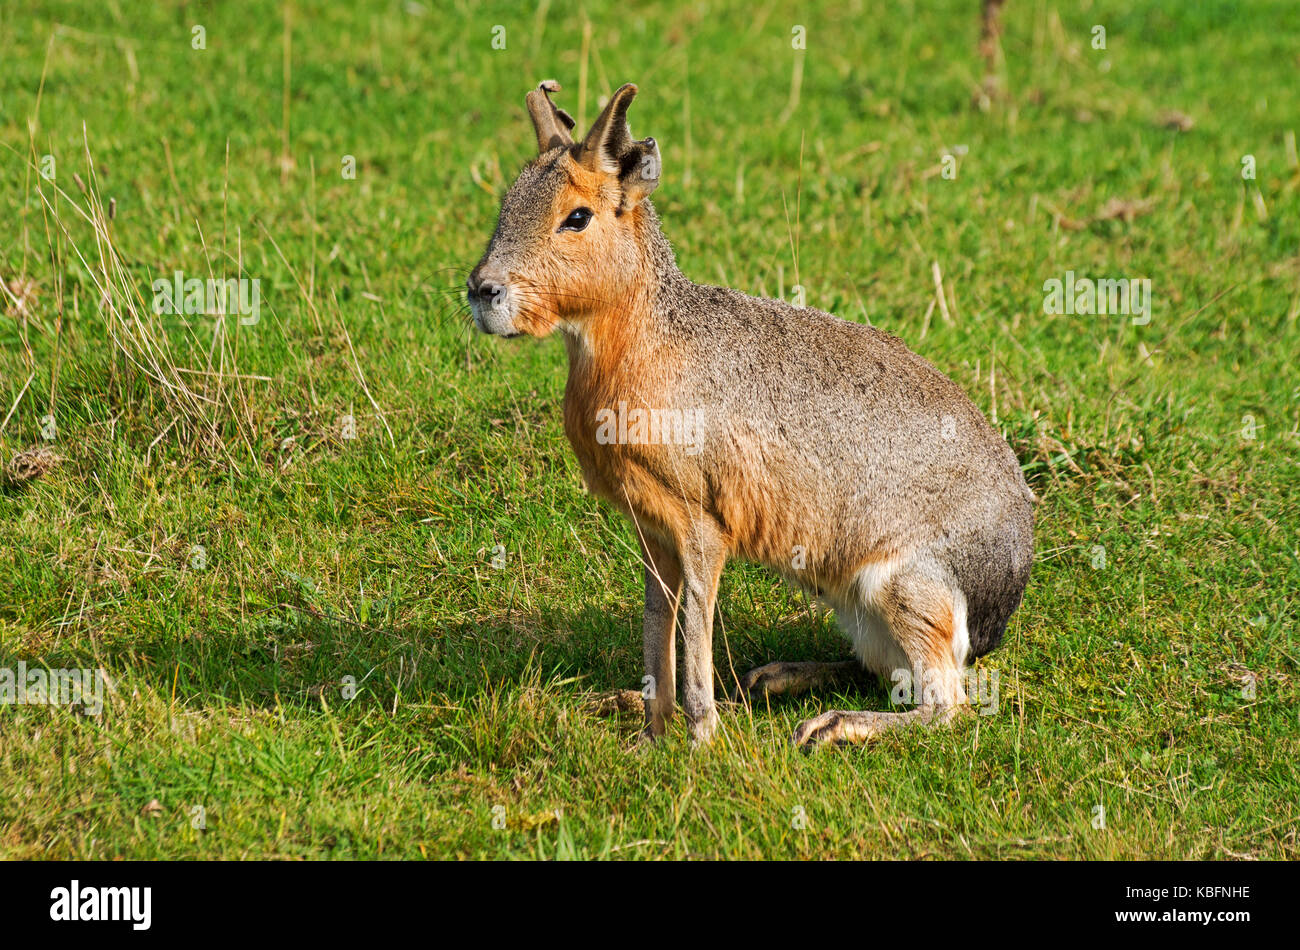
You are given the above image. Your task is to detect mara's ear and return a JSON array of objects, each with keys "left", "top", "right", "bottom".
[
  {"left": 578, "top": 83, "right": 661, "bottom": 210},
  {"left": 526, "top": 79, "right": 576, "bottom": 153}
]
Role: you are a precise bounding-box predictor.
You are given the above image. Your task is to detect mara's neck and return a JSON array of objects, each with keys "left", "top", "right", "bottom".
[{"left": 561, "top": 200, "right": 689, "bottom": 375}]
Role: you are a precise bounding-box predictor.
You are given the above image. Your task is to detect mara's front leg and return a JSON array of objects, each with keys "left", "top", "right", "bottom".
[
  {"left": 638, "top": 534, "right": 681, "bottom": 741},
  {"left": 677, "top": 523, "right": 727, "bottom": 745}
]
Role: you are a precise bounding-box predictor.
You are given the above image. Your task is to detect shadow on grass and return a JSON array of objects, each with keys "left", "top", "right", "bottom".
[{"left": 82, "top": 598, "right": 891, "bottom": 714}]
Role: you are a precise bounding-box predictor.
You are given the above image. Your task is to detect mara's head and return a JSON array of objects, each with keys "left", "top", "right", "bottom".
[{"left": 467, "top": 80, "right": 662, "bottom": 338}]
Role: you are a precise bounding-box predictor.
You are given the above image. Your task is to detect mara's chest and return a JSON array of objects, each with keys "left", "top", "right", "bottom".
[{"left": 561, "top": 364, "right": 706, "bottom": 533}]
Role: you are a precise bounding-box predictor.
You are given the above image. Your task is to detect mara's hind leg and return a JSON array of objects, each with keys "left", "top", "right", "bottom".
[
  {"left": 793, "top": 569, "right": 969, "bottom": 748},
  {"left": 732, "top": 660, "right": 866, "bottom": 702}
]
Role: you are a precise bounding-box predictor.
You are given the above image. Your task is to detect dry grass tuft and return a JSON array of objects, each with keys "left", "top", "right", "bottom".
[
  {"left": 3, "top": 446, "right": 62, "bottom": 485},
  {"left": 35, "top": 134, "right": 261, "bottom": 462}
]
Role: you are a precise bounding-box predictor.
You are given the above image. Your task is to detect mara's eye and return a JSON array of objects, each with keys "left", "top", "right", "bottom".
[{"left": 559, "top": 207, "right": 593, "bottom": 232}]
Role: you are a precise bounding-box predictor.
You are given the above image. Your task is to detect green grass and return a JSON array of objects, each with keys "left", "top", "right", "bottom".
[{"left": 1, "top": 0, "right": 1297, "bottom": 859}]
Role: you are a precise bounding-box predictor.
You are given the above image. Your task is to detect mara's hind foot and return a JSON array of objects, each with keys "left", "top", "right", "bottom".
[
  {"left": 732, "top": 660, "right": 863, "bottom": 702},
  {"left": 792, "top": 704, "right": 968, "bottom": 748}
]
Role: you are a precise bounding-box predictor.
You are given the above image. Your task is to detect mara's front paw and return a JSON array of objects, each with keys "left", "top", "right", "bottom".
[
  {"left": 687, "top": 708, "right": 719, "bottom": 747},
  {"left": 635, "top": 712, "right": 671, "bottom": 749}
]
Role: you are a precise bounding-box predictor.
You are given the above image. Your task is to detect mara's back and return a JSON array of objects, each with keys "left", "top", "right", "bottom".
[{"left": 660, "top": 284, "right": 1029, "bottom": 521}]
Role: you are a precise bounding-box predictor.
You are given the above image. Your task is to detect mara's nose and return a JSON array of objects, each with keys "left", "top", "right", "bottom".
[{"left": 466, "top": 270, "right": 505, "bottom": 303}]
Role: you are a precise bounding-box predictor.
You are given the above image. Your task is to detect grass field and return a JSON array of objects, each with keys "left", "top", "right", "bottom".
[{"left": 1, "top": 0, "right": 1297, "bottom": 859}]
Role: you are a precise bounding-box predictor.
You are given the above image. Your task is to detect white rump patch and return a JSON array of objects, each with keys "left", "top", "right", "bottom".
[
  {"left": 950, "top": 589, "right": 970, "bottom": 669},
  {"left": 831, "top": 558, "right": 971, "bottom": 680},
  {"left": 830, "top": 558, "right": 908, "bottom": 677}
]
